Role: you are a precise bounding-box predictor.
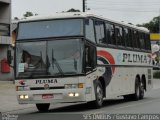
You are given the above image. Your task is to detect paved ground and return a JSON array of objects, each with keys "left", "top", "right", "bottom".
[
  {"left": 0, "top": 81, "right": 34, "bottom": 113},
  {"left": 0, "top": 79, "right": 160, "bottom": 113},
  {"left": 153, "top": 79, "right": 160, "bottom": 89}
]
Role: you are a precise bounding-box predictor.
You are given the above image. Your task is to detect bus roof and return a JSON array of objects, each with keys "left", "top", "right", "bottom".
[{"left": 19, "top": 12, "right": 149, "bottom": 33}]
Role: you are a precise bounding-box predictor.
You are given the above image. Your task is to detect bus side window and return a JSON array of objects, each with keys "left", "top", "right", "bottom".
[
  {"left": 105, "top": 23, "right": 114, "bottom": 45},
  {"left": 128, "top": 29, "right": 133, "bottom": 48},
  {"left": 133, "top": 30, "right": 139, "bottom": 49},
  {"left": 123, "top": 28, "right": 128, "bottom": 47},
  {"left": 136, "top": 31, "right": 140, "bottom": 49},
  {"left": 85, "top": 45, "right": 96, "bottom": 72},
  {"left": 115, "top": 26, "right": 123, "bottom": 46},
  {"left": 85, "top": 19, "right": 96, "bottom": 43},
  {"left": 145, "top": 34, "right": 151, "bottom": 50},
  {"left": 139, "top": 32, "right": 145, "bottom": 49},
  {"left": 95, "top": 20, "right": 106, "bottom": 44}
]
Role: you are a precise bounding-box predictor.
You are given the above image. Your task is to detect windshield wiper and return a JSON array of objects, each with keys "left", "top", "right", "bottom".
[
  {"left": 52, "top": 49, "right": 64, "bottom": 76},
  {"left": 46, "top": 54, "right": 50, "bottom": 74}
]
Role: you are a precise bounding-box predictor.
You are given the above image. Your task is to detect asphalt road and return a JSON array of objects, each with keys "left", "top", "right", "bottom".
[{"left": 3, "top": 86, "right": 160, "bottom": 120}]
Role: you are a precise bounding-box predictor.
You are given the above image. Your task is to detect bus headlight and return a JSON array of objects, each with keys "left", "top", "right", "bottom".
[
  {"left": 19, "top": 95, "right": 29, "bottom": 99},
  {"left": 24, "top": 95, "right": 29, "bottom": 99},
  {"left": 65, "top": 83, "right": 83, "bottom": 89},
  {"left": 75, "top": 93, "right": 79, "bottom": 97},
  {"left": 20, "top": 95, "right": 24, "bottom": 99},
  {"left": 68, "top": 93, "right": 74, "bottom": 97},
  {"left": 68, "top": 93, "right": 80, "bottom": 97}
]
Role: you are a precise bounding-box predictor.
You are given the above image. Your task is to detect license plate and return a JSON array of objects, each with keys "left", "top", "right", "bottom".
[{"left": 42, "top": 94, "right": 53, "bottom": 99}]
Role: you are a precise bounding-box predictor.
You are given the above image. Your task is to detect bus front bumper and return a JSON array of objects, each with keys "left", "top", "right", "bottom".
[{"left": 17, "top": 89, "right": 88, "bottom": 104}]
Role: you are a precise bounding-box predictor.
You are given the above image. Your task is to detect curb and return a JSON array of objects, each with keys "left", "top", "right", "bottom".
[
  {"left": 0, "top": 81, "right": 14, "bottom": 84},
  {"left": 0, "top": 81, "right": 14, "bottom": 89}
]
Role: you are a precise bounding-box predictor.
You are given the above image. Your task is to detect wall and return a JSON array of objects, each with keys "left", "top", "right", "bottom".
[
  {"left": 0, "top": 0, "right": 13, "bottom": 81},
  {"left": 0, "top": 45, "right": 14, "bottom": 80}
]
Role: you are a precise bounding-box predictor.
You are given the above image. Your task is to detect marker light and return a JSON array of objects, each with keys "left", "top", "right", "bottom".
[
  {"left": 16, "top": 86, "right": 30, "bottom": 91},
  {"left": 78, "top": 83, "right": 84, "bottom": 88},
  {"left": 65, "top": 83, "right": 84, "bottom": 89}
]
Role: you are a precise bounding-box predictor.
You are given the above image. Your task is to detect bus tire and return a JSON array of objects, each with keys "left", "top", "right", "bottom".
[
  {"left": 139, "top": 81, "right": 145, "bottom": 99},
  {"left": 132, "top": 78, "right": 140, "bottom": 101},
  {"left": 92, "top": 80, "right": 104, "bottom": 108},
  {"left": 36, "top": 103, "right": 50, "bottom": 112}
]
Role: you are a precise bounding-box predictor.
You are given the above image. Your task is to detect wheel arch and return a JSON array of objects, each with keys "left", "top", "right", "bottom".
[
  {"left": 141, "top": 74, "right": 146, "bottom": 91},
  {"left": 98, "top": 76, "right": 106, "bottom": 97},
  {"left": 136, "top": 74, "right": 141, "bottom": 83}
]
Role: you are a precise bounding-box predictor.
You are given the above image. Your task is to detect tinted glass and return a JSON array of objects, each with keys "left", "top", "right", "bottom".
[
  {"left": 95, "top": 21, "right": 105, "bottom": 44},
  {"left": 105, "top": 23, "right": 115, "bottom": 45},
  {"left": 85, "top": 19, "right": 96, "bottom": 43},
  {"left": 16, "top": 39, "right": 84, "bottom": 78},
  {"left": 18, "top": 19, "right": 83, "bottom": 40}
]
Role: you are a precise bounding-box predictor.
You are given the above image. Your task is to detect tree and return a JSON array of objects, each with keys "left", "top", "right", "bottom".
[
  {"left": 23, "top": 11, "right": 34, "bottom": 18},
  {"left": 137, "top": 16, "right": 160, "bottom": 33},
  {"left": 14, "top": 17, "right": 19, "bottom": 20},
  {"left": 66, "top": 8, "right": 80, "bottom": 12}
]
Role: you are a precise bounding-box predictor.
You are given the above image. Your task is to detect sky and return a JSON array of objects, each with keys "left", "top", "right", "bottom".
[{"left": 12, "top": 0, "right": 160, "bottom": 25}]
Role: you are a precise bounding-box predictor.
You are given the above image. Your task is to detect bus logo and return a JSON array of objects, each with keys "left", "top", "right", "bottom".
[
  {"left": 97, "top": 50, "right": 115, "bottom": 74},
  {"left": 44, "top": 84, "right": 50, "bottom": 90},
  {"left": 35, "top": 79, "right": 58, "bottom": 84}
]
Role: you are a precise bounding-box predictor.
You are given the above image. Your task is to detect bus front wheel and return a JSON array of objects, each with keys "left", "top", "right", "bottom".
[
  {"left": 36, "top": 103, "right": 50, "bottom": 112},
  {"left": 92, "top": 80, "right": 104, "bottom": 108}
]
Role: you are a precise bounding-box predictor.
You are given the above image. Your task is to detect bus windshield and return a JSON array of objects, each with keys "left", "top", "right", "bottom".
[
  {"left": 16, "top": 39, "right": 83, "bottom": 78},
  {"left": 17, "top": 19, "right": 83, "bottom": 40}
]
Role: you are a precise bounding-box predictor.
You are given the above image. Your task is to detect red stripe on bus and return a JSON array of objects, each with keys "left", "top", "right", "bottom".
[{"left": 97, "top": 50, "right": 115, "bottom": 73}]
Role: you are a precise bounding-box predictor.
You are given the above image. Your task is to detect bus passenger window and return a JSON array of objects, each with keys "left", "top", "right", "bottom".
[
  {"left": 134, "top": 31, "right": 140, "bottom": 49},
  {"left": 145, "top": 34, "right": 151, "bottom": 50},
  {"left": 115, "top": 26, "right": 123, "bottom": 46},
  {"left": 123, "top": 28, "right": 128, "bottom": 47},
  {"left": 139, "top": 32, "right": 145, "bottom": 49},
  {"left": 105, "top": 23, "right": 115, "bottom": 45},
  {"left": 128, "top": 29, "right": 133, "bottom": 48},
  {"left": 85, "top": 19, "right": 96, "bottom": 43},
  {"left": 95, "top": 21, "right": 106, "bottom": 44},
  {"left": 137, "top": 31, "right": 140, "bottom": 49}
]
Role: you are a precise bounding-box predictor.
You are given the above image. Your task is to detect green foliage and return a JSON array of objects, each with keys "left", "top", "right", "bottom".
[
  {"left": 62, "top": 8, "right": 80, "bottom": 13},
  {"left": 67, "top": 8, "right": 80, "bottom": 12},
  {"left": 153, "top": 71, "right": 160, "bottom": 79},
  {"left": 23, "top": 11, "right": 34, "bottom": 17},
  {"left": 14, "top": 17, "right": 19, "bottom": 20},
  {"left": 137, "top": 16, "right": 160, "bottom": 33}
]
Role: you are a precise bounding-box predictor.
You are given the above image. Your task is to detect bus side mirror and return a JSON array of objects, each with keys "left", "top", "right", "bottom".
[{"left": 7, "top": 50, "right": 12, "bottom": 65}]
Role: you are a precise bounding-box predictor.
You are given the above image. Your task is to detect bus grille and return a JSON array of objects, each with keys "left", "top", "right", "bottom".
[{"left": 30, "top": 86, "right": 65, "bottom": 90}]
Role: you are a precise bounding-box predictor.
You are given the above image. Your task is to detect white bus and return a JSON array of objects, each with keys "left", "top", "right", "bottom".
[{"left": 12, "top": 13, "right": 153, "bottom": 112}]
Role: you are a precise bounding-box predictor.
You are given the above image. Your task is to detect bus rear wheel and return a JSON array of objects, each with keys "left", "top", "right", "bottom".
[
  {"left": 132, "top": 78, "right": 140, "bottom": 100},
  {"left": 124, "top": 77, "right": 144, "bottom": 101},
  {"left": 36, "top": 103, "right": 50, "bottom": 112},
  {"left": 131, "top": 77, "right": 145, "bottom": 101},
  {"left": 139, "top": 81, "right": 145, "bottom": 99}
]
